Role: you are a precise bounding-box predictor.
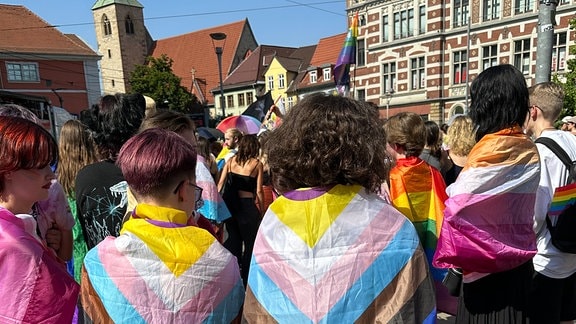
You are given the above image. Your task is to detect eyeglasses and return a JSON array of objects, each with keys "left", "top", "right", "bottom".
[{"left": 173, "top": 180, "right": 204, "bottom": 210}]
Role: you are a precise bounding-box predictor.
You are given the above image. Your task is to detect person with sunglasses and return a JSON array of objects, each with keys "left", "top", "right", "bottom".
[{"left": 81, "top": 128, "right": 244, "bottom": 323}]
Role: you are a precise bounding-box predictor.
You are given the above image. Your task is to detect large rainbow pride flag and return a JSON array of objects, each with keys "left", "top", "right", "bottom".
[
  {"left": 82, "top": 204, "right": 244, "bottom": 323},
  {"left": 243, "top": 184, "right": 436, "bottom": 323},
  {"left": 433, "top": 127, "right": 539, "bottom": 274}
]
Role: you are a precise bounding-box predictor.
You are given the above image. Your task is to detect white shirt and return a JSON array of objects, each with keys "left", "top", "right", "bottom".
[{"left": 533, "top": 130, "right": 576, "bottom": 278}]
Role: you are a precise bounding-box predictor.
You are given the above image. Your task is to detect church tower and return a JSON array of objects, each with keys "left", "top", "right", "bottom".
[{"left": 92, "top": 0, "right": 151, "bottom": 94}]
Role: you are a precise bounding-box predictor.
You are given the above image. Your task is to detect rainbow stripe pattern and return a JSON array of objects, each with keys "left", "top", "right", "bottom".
[
  {"left": 243, "top": 184, "right": 436, "bottom": 323},
  {"left": 389, "top": 156, "right": 448, "bottom": 281},
  {"left": 433, "top": 127, "right": 539, "bottom": 273},
  {"left": 549, "top": 182, "right": 576, "bottom": 216},
  {"left": 334, "top": 12, "right": 358, "bottom": 95},
  {"left": 82, "top": 204, "right": 244, "bottom": 323}
]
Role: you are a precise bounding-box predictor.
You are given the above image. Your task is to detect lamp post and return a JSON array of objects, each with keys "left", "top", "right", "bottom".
[
  {"left": 210, "top": 32, "right": 227, "bottom": 118},
  {"left": 385, "top": 88, "right": 395, "bottom": 120}
]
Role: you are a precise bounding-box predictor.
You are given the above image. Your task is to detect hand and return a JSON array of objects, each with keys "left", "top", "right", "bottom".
[{"left": 45, "top": 223, "right": 62, "bottom": 252}]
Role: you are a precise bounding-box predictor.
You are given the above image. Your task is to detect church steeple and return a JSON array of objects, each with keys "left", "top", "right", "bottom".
[{"left": 92, "top": 0, "right": 148, "bottom": 94}]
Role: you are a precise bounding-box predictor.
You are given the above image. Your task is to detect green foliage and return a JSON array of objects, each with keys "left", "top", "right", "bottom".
[
  {"left": 554, "top": 17, "right": 576, "bottom": 117},
  {"left": 129, "top": 54, "right": 200, "bottom": 112}
]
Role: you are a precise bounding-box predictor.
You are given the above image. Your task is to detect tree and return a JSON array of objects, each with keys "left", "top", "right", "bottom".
[
  {"left": 129, "top": 54, "right": 200, "bottom": 112},
  {"left": 554, "top": 18, "right": 576, "bottom": 117}
]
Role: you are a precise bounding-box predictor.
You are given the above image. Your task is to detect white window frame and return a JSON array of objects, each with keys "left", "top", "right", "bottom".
[
  {"left": 323, "top": 68, "right": 331, "bottom": 81},
  {"left": 267, "top": 75, "right": 274, "bottom": 90},
  {"left": 513, "top": 39, "right": 531, "bottom": 75},
  {"left": 310, "top": 71, "right": 318, "bottom": 83},
  {"left": 278, "top": 74, "right": 285, "bottom": 88},
  {"left": 6, "top": 62, "right": 40, "bottom": 82}
]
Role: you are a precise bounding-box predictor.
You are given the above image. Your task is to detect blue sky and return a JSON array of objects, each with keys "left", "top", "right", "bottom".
[{"left": 3, "top": 0, "right": 348, "bottom": 50}]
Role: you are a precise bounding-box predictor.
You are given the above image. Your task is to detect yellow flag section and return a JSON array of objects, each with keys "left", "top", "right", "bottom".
[{"left": 270, "top": 185, "right": 355, "bottom": 248}]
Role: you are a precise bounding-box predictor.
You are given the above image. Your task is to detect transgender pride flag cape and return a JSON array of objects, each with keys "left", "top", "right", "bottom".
[
  {"left": 433, "top": 126, "right": 539, "bottom": 274},
  {"left": 243, "top": 184, "right": 436, "bottom": 323},
  {"left": 196, "top": 155, "right": 231, "bottom": 223},
  {"left": 82, "top": 204, "right": 244, "bottom": 323}
]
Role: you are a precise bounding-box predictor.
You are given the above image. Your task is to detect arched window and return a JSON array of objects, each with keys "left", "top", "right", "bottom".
[
  {"left": 125, "top": 15, "right": 134, "bottom": 34},
  {"left": 102, "top": 14, "right": 112, "bottom": 36}
]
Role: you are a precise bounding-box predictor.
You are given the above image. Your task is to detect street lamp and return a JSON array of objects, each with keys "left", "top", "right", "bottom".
[
  {"left": 210, "top": 32, "right": 227, "bottom": 118},
  {"left": 385, "top": 88, "right": 395, "bottom": 120}
]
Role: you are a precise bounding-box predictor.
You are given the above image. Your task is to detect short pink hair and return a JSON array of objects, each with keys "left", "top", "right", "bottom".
[{"left": 117, "top": 128, "right": 197, "bottom": 198}]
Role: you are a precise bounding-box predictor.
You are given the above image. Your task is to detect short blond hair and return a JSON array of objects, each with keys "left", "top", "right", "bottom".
[
  {"left": 529, "top": 82, "right": 564, "bottom": 121},
  {"left": 446, "top": 115, "right": 476, "bottom": 156}
]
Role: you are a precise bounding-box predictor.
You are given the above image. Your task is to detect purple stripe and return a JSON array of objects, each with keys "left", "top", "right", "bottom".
[
  {"left": 283, "top": 186, "right": 334, "bottom": 201},
  {"left": 146, "top": 219, "right": 187, "bottom": 228}
]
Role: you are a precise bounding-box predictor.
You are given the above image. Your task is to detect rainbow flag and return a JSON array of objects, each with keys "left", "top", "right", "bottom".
[
  {"left": 433, "top": 126, "right": 539, "bottom": 274},
  {"left": 549, "top": 182, "right": 576, "bottom": 216},
  {"left": 82, "top": 204, "right": 244, "bottom": 323},
  {"left": 389, "top": 156, "right": 448, "bottom": 281},
  {"left": 244, "top": 185, "right": 437, "bottom": 323},
  {"left": 334, "top": 12, "right": 359, "bottom": 96}
]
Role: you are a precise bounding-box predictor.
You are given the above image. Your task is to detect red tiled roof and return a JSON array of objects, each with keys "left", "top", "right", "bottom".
[
  {"left": 151, "top": 19, "right": 253, "bottom": 105},
  {"left": 0, "top": 5, "right": 98, "bottom": 56},
  {"left": 310, "top": 33, "right": 346, "bottom": 67}
]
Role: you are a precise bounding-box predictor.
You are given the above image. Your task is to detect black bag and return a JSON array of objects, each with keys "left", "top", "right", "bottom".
[
  {"left": 442, "top": 268, "right": 462, "bottom": 297},
  {"left": 535, "top": 137, "right": 576, "bottom": 253}
]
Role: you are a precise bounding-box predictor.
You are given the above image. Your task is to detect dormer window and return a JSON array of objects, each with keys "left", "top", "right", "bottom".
[
  {"left": 102, "top": 14, "right": 112, "bottom": 36},
  {"left": 310, "top": 71, "right": 317, "bottom": 83}
]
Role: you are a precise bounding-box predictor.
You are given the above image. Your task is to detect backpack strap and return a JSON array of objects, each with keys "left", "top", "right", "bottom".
[{"left": 535, "top": 137, "right": 576, "bottom": 183}]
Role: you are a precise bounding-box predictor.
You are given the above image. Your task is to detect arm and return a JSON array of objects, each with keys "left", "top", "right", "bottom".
[
  {"left": 217, "top": 160, "right": 230, "bottom": 192},
  {"left": 255, "top": 162, "right": 265, "bottom": 215}
]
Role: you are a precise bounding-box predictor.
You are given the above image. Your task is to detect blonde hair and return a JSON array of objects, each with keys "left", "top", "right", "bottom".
[
  {"left": 528, "top": 82, "right": 565, "bottom": 121},
  {"left": 446, "top": 115, "right": 476, "bottom": 156},
  {"left": 57, "top": 119, "right": 98, "bottom": 196}
]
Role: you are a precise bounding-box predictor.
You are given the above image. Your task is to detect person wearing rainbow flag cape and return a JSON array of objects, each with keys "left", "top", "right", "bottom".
[
  {"left": 81, "top": 128, "right": 244, "bottom": 323},
  {"left": 243, "top": 93, "right": 436, "bottom": 323},
  {"left": 384, "top": 112, "right": 455, "bottom": 315}
]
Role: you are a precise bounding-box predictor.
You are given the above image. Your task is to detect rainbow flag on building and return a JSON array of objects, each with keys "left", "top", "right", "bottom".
[
  {"left": 81, "top": 204, "right": 244, "bottom": 323},
  {"left": 334, "top": 12, "right": 359, "bottom": 96},
  {"left": 433, "top": 127, "right": 539, "bottom": 274},
  {"left": 243, "top": 184, "right": 436, "bottom": 323}
]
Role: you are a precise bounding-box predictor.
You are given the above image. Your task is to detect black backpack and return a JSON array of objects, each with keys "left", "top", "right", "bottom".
[{"left": 535, "top": 137, "right": 576, "bottom": 253}]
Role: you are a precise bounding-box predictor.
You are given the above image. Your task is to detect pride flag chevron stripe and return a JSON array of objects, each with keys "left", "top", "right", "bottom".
[{"left": 243, "top": 184, "right": 436, "bottom": 323}]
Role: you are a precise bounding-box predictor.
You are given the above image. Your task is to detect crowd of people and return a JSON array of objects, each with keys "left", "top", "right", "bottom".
[{"left": 0, "top": 63, "right": 575, "bottom": 323}]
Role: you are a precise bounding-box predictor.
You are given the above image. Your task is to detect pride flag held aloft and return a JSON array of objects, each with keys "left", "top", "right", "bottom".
[{"left": 334, "top": 12, "right": 359, "bottom": 96}]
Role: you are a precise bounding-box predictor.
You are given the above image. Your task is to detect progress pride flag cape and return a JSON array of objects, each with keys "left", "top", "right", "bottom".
[
  {"left": 82, "top": 204, "right": 244, "bottom": 323},
  {"left": 433, "top": 127, "right": 539, "bottom": 274},
  {"left": 244, "top": 185, "right": 436, "bottom": 323}
]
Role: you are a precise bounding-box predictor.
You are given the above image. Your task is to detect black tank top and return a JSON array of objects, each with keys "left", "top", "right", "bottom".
[{"left": 229, "top": 173, "right": 257, "bottom": 193}]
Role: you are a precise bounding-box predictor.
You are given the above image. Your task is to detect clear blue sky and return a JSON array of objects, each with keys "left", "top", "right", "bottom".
[{"left": 3, "top": 0, "right": 348, "bottom": 50}]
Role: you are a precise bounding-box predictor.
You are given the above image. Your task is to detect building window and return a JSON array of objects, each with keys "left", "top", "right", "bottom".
[
  {"left": 278, "top": 74, "right": 285, "bottom": 88},
  {"left": 111, "top": 79, "right": 115, "bottom": 87},
  {"left": 552, "top": 32, "right": 567, "bottom": 72},
  {"left": 107, "top": 49, "right": 111, "bottom": 58},
  {"left": 247, "top": 92, "right": 254, "bottom": 105},
  {"left": 357, "top": 39, "right": 366, "bottom": 67},
  {"left": 382, "top": 62, "right": 396, "bottom": 93},
  {"left": 227, "top": 95, "right": 234, "bottom": 108},
  {"left": 419, "top": 5, "right": 426, "bottom": 34},
  {"left": 411, "top": 57, "right": 425, "bottom": 90},
  {"left": 287, "top": 96, "right": 294, "bottom": 109},
  {"left": 483, "top": 0, "right": 501, "bottom": 21},
  {"left": 482, "top": 45, "right": 498, "bottom": 70},
  {"left": 268, "top": 75, "right": 274, "bottom": 90},
  {"left": 359, "top": 14, "right": 367, "bottom": 26},
  {"left": 238, "top": 93, "right": 245, "bottom": 106},
  {"left": 6, "top": 62, "right": 39, "bottom": 82},
  {"left": 453, "top": 50, "right": 468, "bottom": 84},
  {"left": 454, "top": 0, "right": 469, "bottom": 27},
  {"left": 102, "top": 14, "right": 112, "bottom": 36},
  {"left": 513, "top": 39, "right": 531, "bottom": 75},
  {"left": 382, "top": 15, "right": 389, "bottom": 42},
  {"left": 310, "top": 71, "right": 318, "bottom": 83},
  {"left": 357, "top": 89, "right": 366, "bottom": 102},
  {"left": 323, "top": 68, "right": 331, "bottom": 81},
  {"left": 125, "top": 15, "right": 134, "bottom": 34},
  {"left": 394, "top": 8, "right": 414, "bottom": 39},
  {"left": 514, "top": 0, "right": 534, "bottom": 14}
]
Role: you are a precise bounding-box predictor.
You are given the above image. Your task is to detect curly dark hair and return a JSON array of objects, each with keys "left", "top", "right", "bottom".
[
  {"left": 264, "top": 93, "right": 388, "bottom": 194},
  {"left": 470, "top": 64, "right": 529, "bottom": 141},
  {"left": 89, "top": 93, "right": 145, "bottom": 161}
]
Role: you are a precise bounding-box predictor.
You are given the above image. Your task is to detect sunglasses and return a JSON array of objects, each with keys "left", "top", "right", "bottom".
[{"left": 173, "top": 180, "right": 204, "bottom": 210}]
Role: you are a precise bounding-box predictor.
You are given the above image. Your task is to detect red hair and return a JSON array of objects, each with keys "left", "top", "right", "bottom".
[{"left": 0, "top": 116, "right": 58, "bottom": 192}]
